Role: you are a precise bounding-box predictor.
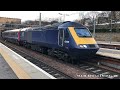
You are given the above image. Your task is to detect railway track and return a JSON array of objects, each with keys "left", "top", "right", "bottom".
[
  {"left": 99, "top": 44, "right": 120, "bottom": 50},
  {"left": 1, "top": 39, "right": 120, "bottom": 79},
  {"left": 77, "top": 60, "right": 120, "bottom": 79},
  {"left": 76, "top": 54, "right": 120, "bottom": 79},
  {"left": 95, "top": 55, "right": 120, "bottom": 72}
]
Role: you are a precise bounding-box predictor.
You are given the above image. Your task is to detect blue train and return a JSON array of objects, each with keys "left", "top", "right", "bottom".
[{"left": 2, "top": 21, "right": 99, "bottom": 62}]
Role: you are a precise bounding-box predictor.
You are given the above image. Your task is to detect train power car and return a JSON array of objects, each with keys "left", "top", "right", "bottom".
[{"left": 2, "top": 21, "right": 99, "bottom": 62}]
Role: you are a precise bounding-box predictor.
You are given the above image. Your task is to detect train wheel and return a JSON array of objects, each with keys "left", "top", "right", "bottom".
[
  {"left": 48, "top": 49, "right": 54, "bottom": 56},
  {"left": 41, "top": 48, "right": 48, "bottom": 54},
  {"left": 63, "top": 53, "right": 69, "bottom": 62},
  {"left": 69, "top": 56, "right": 78, "bottom": 64}
]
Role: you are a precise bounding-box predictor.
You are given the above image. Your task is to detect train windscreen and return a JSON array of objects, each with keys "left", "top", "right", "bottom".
[{"left": 74, "top": 28, "right": 92, "bottom": 37}]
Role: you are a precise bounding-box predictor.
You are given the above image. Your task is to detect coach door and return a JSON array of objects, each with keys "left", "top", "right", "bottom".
[{"left": 58, "top": 29, "right": 64, "bottom": 47}]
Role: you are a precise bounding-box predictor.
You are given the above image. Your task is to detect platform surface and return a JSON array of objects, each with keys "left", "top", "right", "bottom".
[
  {"left": 97, "top": 48, "right": 120, "bottom": 59},
  {"left": 0, "top": 42, "right": 56, "bottom": 79},
  {"left": 0, "top": 54, "right": 18, "bottom": 79}
]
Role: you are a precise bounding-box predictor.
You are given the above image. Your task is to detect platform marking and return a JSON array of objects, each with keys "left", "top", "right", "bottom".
[{"left": 0, "top": 48, "right": 31, "bottom": 79}]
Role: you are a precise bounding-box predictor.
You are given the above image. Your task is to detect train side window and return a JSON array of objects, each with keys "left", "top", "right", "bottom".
[
  {"left": 21, "top": 32, "right": 24, "bottom": 37},
  {"left": 15, "top": 32, "right": 18, "bottom": 37}
]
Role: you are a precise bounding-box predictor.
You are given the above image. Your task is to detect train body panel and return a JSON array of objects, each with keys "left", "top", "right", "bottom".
[{"left": 30, "top": 30, "right": 59, "bottom": 48}]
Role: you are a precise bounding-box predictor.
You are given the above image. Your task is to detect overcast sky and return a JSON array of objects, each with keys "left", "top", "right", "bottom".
[
  {"left": 0, "top": 11, "right": 87, "bottom": 22},
  {"left": 0, "top": 11, "right": 101, "bottom": 22}
]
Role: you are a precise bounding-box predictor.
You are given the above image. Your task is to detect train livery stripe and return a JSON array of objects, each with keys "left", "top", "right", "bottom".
[{"left": 68, "top": 27, "right": 97, "bottom": 45}]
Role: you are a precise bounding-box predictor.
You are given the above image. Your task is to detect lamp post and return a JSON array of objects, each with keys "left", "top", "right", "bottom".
[
  {"left": 39, "top": 13, "right": 41, "bottom": 27},
  {"left": 109, "top": 19, "right": 113, "bottom": 44},
  {"left": 93, "top": 16, "right": 96, "bottom": 38},
  {"left": 58, "top": 13, "right": 69, "bottom": 22}
]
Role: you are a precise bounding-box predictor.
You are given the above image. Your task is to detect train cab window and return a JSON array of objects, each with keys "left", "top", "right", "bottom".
[
  {"left": 64, "top": 29, "right": 69, "bottom": 40},
  {"left": 59, "top": 30, "right": 63, "bottom": 38},
  {"left": 74, "top": 28, "right": 92, "bottom": 37}
]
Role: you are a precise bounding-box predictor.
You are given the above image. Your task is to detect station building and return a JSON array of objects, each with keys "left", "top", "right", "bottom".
[{"left": 0, "top": 17, "right": 21, "bottom": 37}]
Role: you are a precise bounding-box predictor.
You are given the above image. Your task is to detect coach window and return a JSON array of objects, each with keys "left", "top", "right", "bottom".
[
  {"left": 16, "top": 32, "right": 17, "bottom": 37},
  {"left": 21, "top": 32, "right": 24, "bottom": 37}
]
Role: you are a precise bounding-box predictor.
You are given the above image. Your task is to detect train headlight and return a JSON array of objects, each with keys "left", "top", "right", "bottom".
[
  {"left": 83, "top": 45, "right": 87, "bottom": 48},
  {"left": 95, "top": 44, "right": 99, "bottom": 48},
  {"left": 79, "top": 45, "right": 84, "bottom": 48},
  {"left": 79, "top": 45, "right": 87, "bottom": 48}
]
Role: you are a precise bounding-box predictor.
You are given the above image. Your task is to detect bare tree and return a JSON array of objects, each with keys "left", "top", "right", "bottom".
[
  {"left": 100, "top": 11, "right": 110, "bottom": 17},
  {"left": 97, "top": 11, "right": 110, "bottom": 24},
  {"left": 110, "top": 11, "right": 120, "bottom": 31},
  {"left": 85, "top": 11, "right": 100, "bottom": 24},
  {"left": 79, "top": 12, "right": 86, "bottom": 25}
]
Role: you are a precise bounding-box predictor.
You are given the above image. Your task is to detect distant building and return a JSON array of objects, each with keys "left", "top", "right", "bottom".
[
  {"left": 23, "top": 20, "right": 57, "bottom": 26},
  {"left": 0, "top": 17, "right": 21, "bottom": 33},
  {"left": 23, "top": 20, "right": 39, "bottom": 25},
  {"left": 0, "top": 17, "right": 21, "bottom": 24}
]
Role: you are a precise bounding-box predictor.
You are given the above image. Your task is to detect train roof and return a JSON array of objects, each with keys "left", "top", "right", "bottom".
[
  {"left": 2, "top": 21, "right": 86, "bottom": 33},
  {"left": 3, "top": 27, "right": 32, "bottom": 33},
  {"left": 20, "top": 27, "right": 32, "bottom": 31},
  {"left": 58, "top": 21, "right": 85, "bottom": 28},
  {"left": 41, "top": 21, "right": 86, "bottom": 30},
  {"left": 3, "top": 29, "right": 21, "bottom": 32}
]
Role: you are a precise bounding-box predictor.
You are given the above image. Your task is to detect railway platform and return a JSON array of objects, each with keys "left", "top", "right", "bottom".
[
  {"left": 97, "top": 46, "right": 120, "bottom": 71},
  {"left": 97, "top": 48, "right": 120, "bottom": 59},
  {"left": 97, "top": 41, "right": 120, "bottom": 59},
  {"left": 0, "top": 53, "right": 18, "bottom": 79},
  {"left": 0, "top": 42, "right": 56, "bottom": 79}
]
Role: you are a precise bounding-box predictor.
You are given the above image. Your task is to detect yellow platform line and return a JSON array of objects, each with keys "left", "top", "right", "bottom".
[{"left": 0, "top": 48, "right": 31, "bottom": 79}]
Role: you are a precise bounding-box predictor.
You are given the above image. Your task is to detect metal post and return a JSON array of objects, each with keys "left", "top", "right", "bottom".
[
  {"left": 93, "top": 16, "right": 96, "bottom": 37},
  {"left": 109, "top": 19, "right": 112, "bottom": 44},
  {"left": 63, "top": 14, "right": 65, "bottom": 22},
  {"left": 39, "top": 13, "right": 41, "bottom": 27},
  {"left": 79, "top": 12, "right": 80, "bottom": 19}
]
